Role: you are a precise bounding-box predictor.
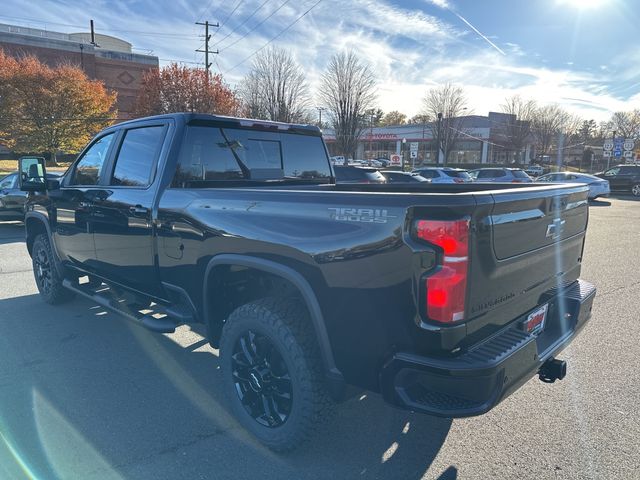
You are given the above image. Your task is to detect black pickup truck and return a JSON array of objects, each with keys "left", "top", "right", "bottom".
[{"left": 18, "top": 113, "right": 596, "bottom": 451}]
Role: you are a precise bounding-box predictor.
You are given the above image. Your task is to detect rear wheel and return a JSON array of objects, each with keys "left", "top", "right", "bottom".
[
  {"left": 32, "top": 234, "right": 75, "bottom": 304},
  {"left": 220, "top": 297, "right": 332, "bottom": 451},
  {"left": 632, "top": 183, "right": 640, "bottom": 197}
]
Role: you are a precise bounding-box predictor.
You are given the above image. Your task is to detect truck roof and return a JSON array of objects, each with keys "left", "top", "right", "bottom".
[{"left": 113, "top": 112, "right": 322, "bottom": 136}]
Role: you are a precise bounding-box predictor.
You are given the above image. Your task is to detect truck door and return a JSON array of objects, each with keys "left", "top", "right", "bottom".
[
  {"left": 54, "top": 132, "right": 117, "bottom": 270},
  {"left": 91, "top": 123, "right": 168, "bottom": 296}
]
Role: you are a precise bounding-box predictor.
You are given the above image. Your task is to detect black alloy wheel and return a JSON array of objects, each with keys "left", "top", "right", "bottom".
[
  {"left": 34, "top": 242, "right": 53, "bottom": 295},
  {"left": 231, "top": 329, "right": 293, "bottom": 427}
]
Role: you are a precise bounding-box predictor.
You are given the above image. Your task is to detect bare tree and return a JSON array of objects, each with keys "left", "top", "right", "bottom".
[
  {"left": 421, "top": 83, "right": 470, "bottom": 164},
  {"left": 605, "top": 110, "right": 640, "bottom": 141},
  {"left": 500, "top": 95, "right": 537, "bottom": 162},
  {"left": 532, "top": 104, "right": 571, "bottom": 158},
  {"left": 239, "top": 47, "right": 310, "bottom": 123},
  {"left": 239, "top": 70, "right": 267, "bottom": 119},
  {"left": 319, "top": 51, "right": 377, "bottom": 158}
]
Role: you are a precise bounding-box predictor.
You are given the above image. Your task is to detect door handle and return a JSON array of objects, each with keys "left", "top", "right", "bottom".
[{"left": 129, "top": 205, "right": 149, "bottom": 215}]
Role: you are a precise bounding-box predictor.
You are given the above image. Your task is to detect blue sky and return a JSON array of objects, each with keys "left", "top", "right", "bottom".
[{"left": 2, "top": 0, "right": 639, "bottom": 120}]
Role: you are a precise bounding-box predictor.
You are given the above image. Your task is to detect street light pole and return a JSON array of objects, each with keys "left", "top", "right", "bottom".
[
  {"left": 402, "top": 138, "right": 407, "bottom": 170},
  {"left": 316, "top": 107, "right": 325, "bottom": 128},
  {"left": 609, "top": 129, "right": 617, "bottom": 170},
  {"left": 437, "top": 112, "right": 443, "bottom": 166}
]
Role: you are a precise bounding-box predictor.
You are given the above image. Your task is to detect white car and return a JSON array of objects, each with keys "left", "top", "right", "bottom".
[
  {"left": 411, "top": 167, "right": 473, "bottom": 184},
  {"left": 330, "top": 156, "right": 346, "bottom": 166},
  {"left": 536, "top": 172, "right": 610, "bottom": 200},
  {"left": 525, "top": 165, "right": 544, "bottom": 177}
]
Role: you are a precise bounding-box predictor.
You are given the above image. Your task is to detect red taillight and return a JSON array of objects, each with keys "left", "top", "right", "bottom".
[
  {"left": 453, "top": 177, "right": 464, "bottom": 183},
  {"left": 511, "top": 179, "right": 522, "bottom": 183},
  {"left": 416, "top": 219, "right": 469, "bottom": 323}
]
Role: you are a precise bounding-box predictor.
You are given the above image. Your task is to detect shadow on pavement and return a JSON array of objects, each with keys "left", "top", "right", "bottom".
[
  {"left": 588, "top": 199, "right": 612, "bottom": 207},
  {"left": 0, "top": 222, "right": 24, "bottom": 245},
  {"left": 0, "top": 293, "right": 452, "bottom": 479}
]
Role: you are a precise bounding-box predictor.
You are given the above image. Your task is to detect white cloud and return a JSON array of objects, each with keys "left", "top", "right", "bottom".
[{"left": 2, "top": 0, "right": 637, "bottom": 122}]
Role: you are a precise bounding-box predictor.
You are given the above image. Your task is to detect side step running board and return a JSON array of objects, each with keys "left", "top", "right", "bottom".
[{"left": 62, "top": 279, "right": 179, "bottom": 333}]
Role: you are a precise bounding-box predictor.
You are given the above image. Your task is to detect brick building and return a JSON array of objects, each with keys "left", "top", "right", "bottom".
[{"left": 0, "top": 23, "right": 158, "bottom": 119}]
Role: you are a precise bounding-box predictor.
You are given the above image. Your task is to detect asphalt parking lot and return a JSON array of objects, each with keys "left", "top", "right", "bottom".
[{"left": 0, "top": 196, "right": 638, "bottom": 480}]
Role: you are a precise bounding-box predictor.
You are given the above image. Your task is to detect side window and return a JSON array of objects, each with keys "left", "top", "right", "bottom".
[
  {"left": 111, "top": 126, "right": 165, "bottom": 187},
  {"left": 70, "top": 133, "right": 115, "bottom": 186},
  {"left": 477, "top": 170, "right": 493, "bottom": 179},
  {"left": 494, "top": 170, "right": 507, "bottom": 178},
  {"left": 0, "top": 174, "right": 16, "bottom": 189},
  {"left": 174, "top": 126, "right": 243, "bottom": 185}
]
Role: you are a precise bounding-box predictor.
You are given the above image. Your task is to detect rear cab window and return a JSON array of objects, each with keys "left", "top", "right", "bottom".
[{"left": 173, "top": 126, "right": 331, "bottom": 186}]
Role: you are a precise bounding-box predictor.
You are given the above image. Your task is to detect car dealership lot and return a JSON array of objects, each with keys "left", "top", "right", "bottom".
[{"left": 0, "top": 197, "right": 638, "bottom": 480}]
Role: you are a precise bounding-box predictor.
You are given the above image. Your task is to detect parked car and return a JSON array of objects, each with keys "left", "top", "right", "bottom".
[
  {"left": 525, "top": 165, "right": 545, "bottom": 177},
  {"left": 330, "top": 156, "right": 346, "bottom": 166},
  {"left": 18, "top": 113, "right": 596, "bottom": 452},
  {"left": 0, "top": 171, "right": 59, "bottom": 221},
  {"left": 333, "top": 165, "right": 386, "bottom": 184},
  {"left": 380, "top": 170, "right": 429, "bottom": 183},
  {"left": 412, "top": 167, "right": 473, "bottom": 184},
  {"left": 468, "top": 168, "right": 533, "bottom": 183},
  {"left": 536, "top": 172, "right": 610, "bottom": 200},
  {"left": 595, "top": 165, "right": 640, "bottom": 197}
]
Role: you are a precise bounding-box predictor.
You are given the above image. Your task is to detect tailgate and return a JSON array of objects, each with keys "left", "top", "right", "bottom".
[{"left": 465, "top": 184, "right": 589, "bottom": 342}]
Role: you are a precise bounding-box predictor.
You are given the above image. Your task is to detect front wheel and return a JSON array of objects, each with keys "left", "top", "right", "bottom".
[
  {"left": 632, "top": 183, "right": 640, "bottom": 197},
  {"left": 32, "top": 234, "right": 75, "bottom": 304},
  {"left": 220, "top": 297, "right": 332, "bottom": 451}
]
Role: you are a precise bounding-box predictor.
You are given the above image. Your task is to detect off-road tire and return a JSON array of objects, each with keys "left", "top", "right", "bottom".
[
  {"left": 220, "top": 297, "right": 332, "bottom": 452},
  {"left": 32, "top": 234, "right": 75, "bottom": 304}
]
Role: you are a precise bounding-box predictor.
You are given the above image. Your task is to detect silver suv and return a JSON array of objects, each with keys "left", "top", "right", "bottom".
[{"left": 468, "top": 168, "right": 533, "bottom": 183}]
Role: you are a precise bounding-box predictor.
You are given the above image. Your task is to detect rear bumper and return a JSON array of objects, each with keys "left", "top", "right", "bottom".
[{"left": 379, "top": 279, "right": 596, "bottom": 417}]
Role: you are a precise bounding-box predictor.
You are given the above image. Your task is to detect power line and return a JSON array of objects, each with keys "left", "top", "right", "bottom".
[
  {"left": 219, "top": 0, "right": 293, "bottom": 52},
  {"left": 212, "top": 0, "right": 245, "bottom": 39},
  {"left": 212, "top": 0, "right": 270, "bottom": 47},
  {"left": 223, "top": 0, "right": 323, "bottom": 75},
  {"left": 0, "top": 14, "right": 199, "bottom": 38},
  {"left": 195, "top": 0, "right": 217, "bottom": 23}
]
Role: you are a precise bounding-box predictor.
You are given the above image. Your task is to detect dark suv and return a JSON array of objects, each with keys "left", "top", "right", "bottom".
[{"left": 596, "top": 165, "right": 640, "bottom": 196}]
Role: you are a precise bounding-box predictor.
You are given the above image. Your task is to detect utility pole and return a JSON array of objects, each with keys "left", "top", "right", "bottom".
[{"left": 195, "top": 20, "right": 219, "bottom": 74}]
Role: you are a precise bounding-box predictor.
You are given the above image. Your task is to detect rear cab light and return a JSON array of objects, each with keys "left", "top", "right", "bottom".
[{"left": 415, "top": 219, "right": 470, "bottom": 324}]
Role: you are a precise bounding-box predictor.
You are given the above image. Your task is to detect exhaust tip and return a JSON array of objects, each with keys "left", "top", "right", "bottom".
[{"left": 539, "top": 358, "right": 567, "bottom": 384}]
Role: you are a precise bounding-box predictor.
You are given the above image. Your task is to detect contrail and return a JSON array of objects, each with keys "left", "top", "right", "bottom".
[{"left": 452, "top": 10, "right": 506, "bottom": 56}]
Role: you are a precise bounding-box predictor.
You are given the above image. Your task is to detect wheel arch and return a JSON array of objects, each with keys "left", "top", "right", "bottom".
[
  {"left": 25, "top": 212, "right": 53, "bottom": 256},
  {"left": 203, "top": 254, "right": 344, "bottom": 393}
]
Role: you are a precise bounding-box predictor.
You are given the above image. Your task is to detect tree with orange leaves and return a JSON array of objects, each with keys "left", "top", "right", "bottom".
[
  {"left": 0, "top": 49, "right": 117, "bottom": 165},
  {"left": 134, "top": 63, "right": 241, "bottom": 117}
]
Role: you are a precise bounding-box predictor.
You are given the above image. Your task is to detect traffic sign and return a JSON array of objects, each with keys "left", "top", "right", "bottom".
[
  {"left": 409, "top": 142, "right": 419, "bottom": 153},
  {"left": 603, "top": 141, "right": 613, "bottom": 151},
  {"left": 624, "top": 150, "right": 634, "bottom": 158},
  {"left": 603, "top": 151, "right": 612, "bottom": 158},
  {"left": 390, "top": 154, "right": 401, "bottom": 166},
  {"left": 624, "top": 139, "right": 635, "bottom": 151},
  {"left": 410, "top": 151, "right": 418, "bottom": 159}
]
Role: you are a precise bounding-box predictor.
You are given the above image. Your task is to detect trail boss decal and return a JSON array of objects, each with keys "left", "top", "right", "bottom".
[{"left": 328, "top": 207, "right": 397, "bottom": 223}]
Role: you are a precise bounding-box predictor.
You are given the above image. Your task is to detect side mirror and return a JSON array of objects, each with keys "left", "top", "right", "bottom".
[{"left": 19, "top": 157, "right": 47, "bottom": 192}]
